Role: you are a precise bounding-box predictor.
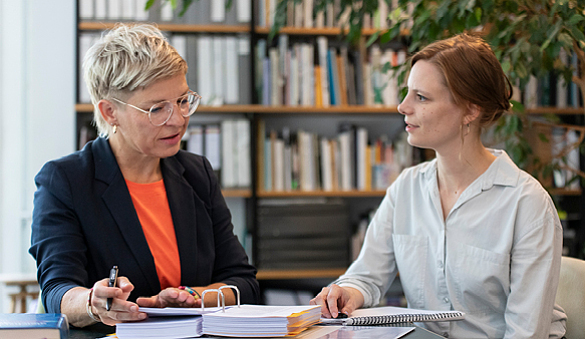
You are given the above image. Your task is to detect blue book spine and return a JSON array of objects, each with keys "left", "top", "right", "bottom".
[
  {"left": 327, "top": 49, "right": 336, "bottom": 106},
  {"left": 0, "top": 313, "right": 69, "bottom": 338}
]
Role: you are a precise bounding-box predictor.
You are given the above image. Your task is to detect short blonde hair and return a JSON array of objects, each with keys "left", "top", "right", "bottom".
[{"left": 83, "top": 23, "right": 188, "bottom": 137}]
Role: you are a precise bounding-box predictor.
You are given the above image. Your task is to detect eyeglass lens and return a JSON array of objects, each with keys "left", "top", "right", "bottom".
[{"left": 148, "top": 92, "right": 201, "bottom": 126}]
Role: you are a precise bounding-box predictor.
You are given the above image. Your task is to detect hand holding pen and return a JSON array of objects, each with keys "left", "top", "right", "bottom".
[
  {"left": 87, "top": 266, "right": 146, "bottom": 326},
  {"left": 106, "top": 265, "right": 118, "bottom": 311}
]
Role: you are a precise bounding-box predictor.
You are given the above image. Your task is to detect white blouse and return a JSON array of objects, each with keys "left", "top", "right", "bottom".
[{"left": 334, "top": 149, "right": 566, "bottom": 338}]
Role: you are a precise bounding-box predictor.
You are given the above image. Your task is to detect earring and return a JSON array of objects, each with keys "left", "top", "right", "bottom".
[
  {"left": 112, "top": 125, "right": 117, "bottom": 134},
  {"left": 467, "top": 123, "right": 470, "bottom": 135}
]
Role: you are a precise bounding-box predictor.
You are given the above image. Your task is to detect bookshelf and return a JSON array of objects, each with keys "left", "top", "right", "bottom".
[{"left": 75, "top": 0, "right": 585, "bottom": 282}]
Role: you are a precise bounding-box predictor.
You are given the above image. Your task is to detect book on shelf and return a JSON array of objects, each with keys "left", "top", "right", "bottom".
[
  {"left": 321, "top": 305, "right": 465, "bottom": 326},
  {"left": 0, "top": 313, "right": 69, "bottom": 339}
]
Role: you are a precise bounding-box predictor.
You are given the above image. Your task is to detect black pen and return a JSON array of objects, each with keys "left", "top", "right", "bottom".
[{"left": 106, "top": 265, "right": 118, "bottom": 311}]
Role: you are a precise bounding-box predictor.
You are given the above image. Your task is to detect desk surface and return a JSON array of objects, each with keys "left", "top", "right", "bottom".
[{"left": 69, "top": 323, "right": 444, "bottom": 339}]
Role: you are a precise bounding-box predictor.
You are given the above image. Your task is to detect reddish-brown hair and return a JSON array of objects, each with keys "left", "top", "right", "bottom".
[{"left": 411, "top": 33, "right": 512, "bottom": 127}]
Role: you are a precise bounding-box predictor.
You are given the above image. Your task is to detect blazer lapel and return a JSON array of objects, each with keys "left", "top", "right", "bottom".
[
  {"left": 92, "top": 138, "right": 161, "bottom": 294},
  {"left": 161, "top": 157, "right": 198, "bottom": 286}
]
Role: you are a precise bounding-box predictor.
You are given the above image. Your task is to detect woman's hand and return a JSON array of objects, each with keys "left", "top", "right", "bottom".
[
  {"left": 90, "top": 277, "right": 146, "bottom": 326},
  {"left": 136, "top": 287, "right": 202, "bottom": 308},
  {"left": 309, "top": 284, "right": 364, "bottom": 319}
]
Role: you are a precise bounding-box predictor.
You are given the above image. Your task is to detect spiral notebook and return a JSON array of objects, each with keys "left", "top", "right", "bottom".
[{"left": 321, "top": 306, "right": 465, "bottom": 326}]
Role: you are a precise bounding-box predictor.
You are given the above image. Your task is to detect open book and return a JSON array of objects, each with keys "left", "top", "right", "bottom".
[{"left": 320, "top": 306, "right": 465, "bottom": 326}]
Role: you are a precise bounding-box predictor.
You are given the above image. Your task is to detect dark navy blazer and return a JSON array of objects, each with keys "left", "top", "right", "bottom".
[{"left": 30, "top": 137, "right": 259, "bottom": 313}]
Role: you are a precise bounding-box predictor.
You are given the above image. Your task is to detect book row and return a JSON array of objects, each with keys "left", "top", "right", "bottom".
[
  {"left": 256, "top": 35, "right": 407, "bottom": 108},
  {"left": 257, "top": 121, "right": 414, "bottom": 193},
  {"left": 183, "top": 119, "right": 251, "bottom": 189},
  {"left": 257, "top": 0, "right": 414, "bottom": 30},
  {"left": 79, "top": 0, "right": 251, "bottom": 24},
  {"left": 79, "top": 33, "right": 252, "bottom": 106}
]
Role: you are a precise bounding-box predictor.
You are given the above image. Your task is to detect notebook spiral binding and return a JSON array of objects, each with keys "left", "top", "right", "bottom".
[{"left": 350, "top": 311, "right": 465, "bottom": 325}]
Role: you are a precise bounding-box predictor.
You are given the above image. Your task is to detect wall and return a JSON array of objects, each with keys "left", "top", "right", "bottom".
[{"left": 0, "top": 1, "right": 75, "bottom": 312}]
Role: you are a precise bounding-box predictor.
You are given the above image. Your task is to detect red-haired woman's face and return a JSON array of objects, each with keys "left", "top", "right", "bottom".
[{"left": 397, "top": 60, "right": 468, "bottom": 154}]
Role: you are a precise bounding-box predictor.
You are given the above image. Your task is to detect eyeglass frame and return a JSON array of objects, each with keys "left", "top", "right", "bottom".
[{"left": 111, "top": 90, "right": 201, "bottom": 126}]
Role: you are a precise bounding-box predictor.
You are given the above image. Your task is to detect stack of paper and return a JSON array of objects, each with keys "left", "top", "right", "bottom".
[
  {"left": 116, "top": 316, "right": 202, "bottom": 339},
  {"left": 202, "top": 305, "right": 321, "bottom": 337}
]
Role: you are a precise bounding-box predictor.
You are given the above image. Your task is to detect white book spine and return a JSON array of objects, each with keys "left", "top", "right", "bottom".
[
  {"left": 339, "top": 131, "right": 352, "bottom": 191},
  {"left": 205, "top": 125, "right": 222, "bottom": 171},
  {"left": 187, "top": 126, "right": 204, "bottom": 155},
  {"left": 225, "top": 37, "right": 239, "bottom": 104},
  {"left": 315, "top": 10, "right": 324, "bottom": 28},
  {"left": 122, "top": 0, "right": 135, "bottom": 20},
  {"left": 108, "top": 0, "right": 121, "bottom": 20},
  {"left": 236, "top": 119, "right": 251, "bottom": 187},
  {"left": 211, "top": 0, "right": 226, "bottom": 22},
  {"left": 326, "top": 3, "right": 334, "bottom": 27},
  {"left": 258, "top": 0, "right": 266, "bottom": 26},
  {"left": 320, "top": 137, "right": 333, "bottom": 191},
  {"left": 290, "top": 47, "right": 300, "bottom": 106},
  {"left": 356, "top": 127, "right": 368, "bottom": 190},
  {"left": 269, "top": 48, "right": 282, "bottom": 105},
  {"left": 134, "top": 0, "right": 149, "bottom": 20},
  {"left": 298, "top": 131, "right": 309, "bottom": 191},
  {"left": 171, "top": 35, "right": 187, "bottom": 60},
  {"left": 221, "top": 120, "right": 236, "bottom": 188},
  {"left": 197, "top": 36, "right": 213, "bottom": 105},
  {"left": 79, "top": 34, "right": 94, "bottom": 104},
  {"left": 237, "top": 0, "right": 251, "bottom": 22},
  {"left": 160, "top": 1, "right": 174, "bottom": 21},
  {"left": 304, "top": 0, "right": 314, "bottom": 28},
  {"left": 95, "top": 0, "right": 107, "bottom": 20},
  {"left": 79, "top": 0, "right": 94, "bottom": 20},
  {"left": 300, "top": 44, "right": 309, "bottom": 106},
  {"left": 294, "top": 0, "right": 303, "bottom": 27},
  {"left": 274, "top": 139, "right": 285, "bottom": 191},
  {"left": 317, "top": 37, "right": 330, "bottom": 108},
  {"left": 364, "top": 63, "right": 374, "bottom": 106},
  {"left": 212, "top": 37, "right": 226, "bottom": 106}
]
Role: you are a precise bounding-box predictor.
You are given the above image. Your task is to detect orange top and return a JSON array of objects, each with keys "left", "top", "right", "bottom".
[{"left": 126, "top": 179, "right": 181, "bottom": 290}]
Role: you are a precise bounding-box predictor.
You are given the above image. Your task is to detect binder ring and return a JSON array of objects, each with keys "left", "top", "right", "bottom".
[
  {"left": 219, "top": 285, "right": 240, "bottom": 308},
  {"left": 200, "top": 285, "right": 241, "bottom": 312}
]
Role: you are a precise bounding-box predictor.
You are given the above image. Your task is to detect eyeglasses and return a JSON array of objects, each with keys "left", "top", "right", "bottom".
[{"left": 112, "top": 90, "right": 201, "bottom": 126}]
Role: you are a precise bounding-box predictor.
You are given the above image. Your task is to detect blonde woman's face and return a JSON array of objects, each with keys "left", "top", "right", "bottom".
[
  {"left": 397, "top": 60, "right": 467, "bottom": 154},
  {"left": 112, "top": 74, "right": 190, "bottom": 161}
]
